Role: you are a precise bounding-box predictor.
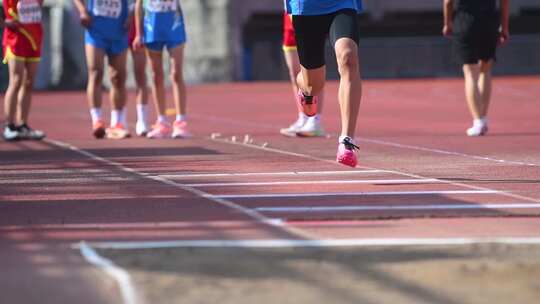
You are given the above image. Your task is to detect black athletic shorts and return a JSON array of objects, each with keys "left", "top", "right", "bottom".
[
  {"left": 452, "top": 11, "right": 499, "bottom": 64},
  {"left": 292, "top": 9, "right": 360, "bottom": 69}
]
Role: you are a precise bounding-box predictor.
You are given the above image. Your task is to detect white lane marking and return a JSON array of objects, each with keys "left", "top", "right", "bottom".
[
  {"left": 209, "top": 137, "right": 540, "bottom": 204},
  {"left": 158, "top": 170, "right": 386, "bottom": 179},
  {"left": 255, "top": 203, "right": 540, "bottom": 213},
  {"left": 0, "top": 177, "right": 132, "bottom": 184},
  {"left": 360, "top": 137, "right": 540, "bottom": 167},
  {"left": 45, "top": 139, "right": 309, "bottom": 238},
  {"left": 79, "top": 238, "right": 540, "bottom": 250},
  {"left": 185, "top": 179, "right": 440, "bottom": 187},
  {"left": 0, "top": 169, "right": 109, "bottom": 175},
  {"left": 214, "top": 190, "right": 500, "bottom": 199},
  {"left": 79, "top": 242, "right": 140, "bottom": 304}
]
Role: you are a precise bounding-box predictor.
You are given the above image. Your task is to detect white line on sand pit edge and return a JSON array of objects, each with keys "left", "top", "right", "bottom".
[
  {"left": 79, "top": 242, "right": 139, "bottom": 304},
  {"left": 78, "top": 238, "right": 540, "bottom": 250}
]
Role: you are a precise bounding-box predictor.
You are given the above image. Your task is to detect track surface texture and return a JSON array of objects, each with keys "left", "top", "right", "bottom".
[{"left": 1, "top": 77, "right": 539, "bottom": 304}]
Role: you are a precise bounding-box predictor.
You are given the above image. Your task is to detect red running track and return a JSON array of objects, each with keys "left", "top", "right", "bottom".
[{"left": 1, "top": 76, "right": 540, "bottom": 302}]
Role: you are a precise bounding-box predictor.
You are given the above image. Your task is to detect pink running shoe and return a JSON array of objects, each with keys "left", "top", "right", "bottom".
[
  {"left": 336, "top": 136, "right": 359, "bottom": 167},
  {"left": 106, "top": 123, "right": 131, "bottom": 139},
  {"left": 172, "top": 120, "right": 192, "bottom": 138},
  {"left": 297, "top": 89, "right": 318, "bottom": 117},
  {"left": 146, "top": 121, "right": 171, "bottom": 139}
]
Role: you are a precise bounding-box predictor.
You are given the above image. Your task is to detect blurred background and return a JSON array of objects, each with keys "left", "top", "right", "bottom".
[{"left": 1, "top": 0, "right": 539, "bottom": 90}]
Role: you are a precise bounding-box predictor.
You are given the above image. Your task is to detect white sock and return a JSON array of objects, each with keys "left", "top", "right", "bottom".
[
  {"left": 157, "top": 115, "right": 167, "bottom": 123},
  {"left": 90, "top": 108, "right": 102, "bottom": 123},
  {"left": 338, "top": 135, "right": 354, "bottom": 144},
  {"left": 110, "top": 110, "right": 121, "bottom": 127},
  {"left": 473, "top": 117, "right": 487, "bottom": 128},
  {"left": 136, "top": 104, "right": 148, "bottom": 124},
  {"left": 176, "top": 114, "right": 187, "bottom": 122},
  {"left": 120, "top": 108, "right": 128, "bottom": 128}
]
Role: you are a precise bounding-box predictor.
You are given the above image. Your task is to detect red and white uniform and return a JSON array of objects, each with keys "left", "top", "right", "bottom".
[
  {"left": 2, "top": 0, "right": 43, "bottom": 62},
  {"left": 282, "top": 13, "right": 297, "bottom": 51}
]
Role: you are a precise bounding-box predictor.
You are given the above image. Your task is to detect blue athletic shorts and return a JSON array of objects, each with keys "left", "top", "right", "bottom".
[
  {"left": 85, "top": 31, "right": 129, "bottom": 56},
  {"left": 145, "top": 40, "right": 185, "bottom": 52}
]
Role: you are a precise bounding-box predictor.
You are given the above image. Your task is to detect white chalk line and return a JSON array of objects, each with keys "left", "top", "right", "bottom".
[
  {"left": 209, "top": 137, "right": 540, "bottom": 204},
  {"left": 79, "top": 242, "right": 140, "bottom": 304},
  {"left": 360, "top": 137, "right": 540, "bottom": 167},
  {"left": 185, "top": 178, "right": 440, "bottom": 187},
  {"left": 78, "top": 237, "right": 540, "bottom": 250},
  {"left": 158, "top": 169, "right": 387, "bottom": 179},
  {"left": 0, "top": 176, "right": 133, "bottom": 184},
  {"left": 255, "top": 203, "right": 540, "bottom": 213},
  {"left": 214, "top": 190, "right": 500, "bottom": 199}
]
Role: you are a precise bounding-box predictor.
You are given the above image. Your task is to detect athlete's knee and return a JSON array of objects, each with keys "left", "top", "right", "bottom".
[
  {"left": 169, "top": 66, "right": 183, "bottom": 84},
  {"left": 87, "top": 67, "right": 104, "bottom": 84},
  {"left": 479, "top": 60, "right": 492, "bottom": 73},
  {"left": 8, "top": 73, "right": 24, "bottom": 89},
  {"left": 335, "top": 43, "right": 359, "bottom": 75}
]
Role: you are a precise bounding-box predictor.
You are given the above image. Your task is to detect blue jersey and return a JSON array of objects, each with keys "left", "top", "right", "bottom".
[
  {"left": 87, "top": 0, "right": 129, "bottom": 40},
  {"left": 285, "top": 0, "right": 363, "bottom": 15},
  {"left": 143, "top": 0, "right": 186, "bottom": 43}
]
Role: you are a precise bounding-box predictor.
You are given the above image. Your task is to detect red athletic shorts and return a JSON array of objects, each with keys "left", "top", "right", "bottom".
[
  {"left": 2, "top": 0, "right": 43, "bottom": 62},
  {"left": 282, "top": 13, "right": 297, "bottom": 51}
]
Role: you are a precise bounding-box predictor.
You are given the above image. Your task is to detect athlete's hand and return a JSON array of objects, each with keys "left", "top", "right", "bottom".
[
  {"left": 499, "top": 27, "right": 510, "bottom": 45},
  {"left": 79, "top": 11, "right": 92, "bottom": 28},
  {"left": 442, "top": 24, "right": 453, "bottom": 37},
  {"left": 132, "top": 35, "right": 143, "bottom": 51}
]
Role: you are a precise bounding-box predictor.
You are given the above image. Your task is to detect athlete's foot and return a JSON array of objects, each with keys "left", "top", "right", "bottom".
[
  {"left": 297, "top": 89, "right": 318, "bottom": 117},
  {"left": 147, "top": 121, "right": 171, "bottom": 139},
  {"left": 18, "top": 123, "right": 46, "bottom": 140},
  {"left": 92, "top": 120, "right": 106, "bottom": 139},
  {"left": 106, "top": 123, "right": 131, "bottom": 139},
  {"left": 280, "top": 116, "right": 307, "bottom": 137},
  {"left": 336, "top": 136, "right": 359, "bottom": 168},
  {"left": 296, "top": 116, "right": 325, "bottom": 137},
  {"left": 3, "top": 124, "right": 21, "bottom": 141},
  {"left": 136, "top": 120, "right": 150, "bottom": 137},
  {"left": 172, "top": 120, "right": 192, "bottom": 139},
  {"left": 466, "top": 119, "right": 489, "bottom": 137}
]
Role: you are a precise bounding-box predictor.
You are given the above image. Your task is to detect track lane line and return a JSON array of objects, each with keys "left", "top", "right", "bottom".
[
  {"left": 185, "top": 178, "right": 440, "bottom": 187},
  {"left": 213, "top": 190, "right": 500, "bottom": 199},
  {"left": 157, "top": 169, "right": 387, "bottom": 179}
]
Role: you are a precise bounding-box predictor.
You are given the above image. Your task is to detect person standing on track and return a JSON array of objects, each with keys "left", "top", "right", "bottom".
[
  {"left": 128, "top": 15, "right": 151, "bottom": 136},
  {"left": 132, "top": 0, "right": 190, "bottom": 139},
  {"left": 280, "top": 12, "right": 326, "bottom": 138},
  {"left": 443, "top": 0, "right": 510, "bottom": 136},
  {"left": 73, "top": 0, "right": 131, "bottom": 139},
  {"left": 2, "top": 0, "right": 46, "bottom": 141},
  {"left": 285, "top": 0, "right": 363, "bottom": 167}
]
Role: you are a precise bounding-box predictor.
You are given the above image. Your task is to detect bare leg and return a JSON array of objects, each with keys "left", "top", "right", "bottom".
[
  {"left": 478, "top": 59, "right": 493, "bottom": 118},
  {"left": 17, "top": 62, "right": 39, "bottom": 123},
  {"left": 462, "top": 63, "right": 482, "bottom": 120},
  {"left": 168, "top": 44, "right": 187, "bottom": 116},
  {"left": 107, "top": 50, "right": 128, "bottom": 111},
  {"left": 284, "top": 49, "right": 324, "bottom": 114},
  {"left": 85, "top": 44, "right": 105, "bottom": 110},
  {"left": 131, "top": 48, "right": 149, "bottom": 106},
  {"left": 146, "top": 49, "right": 166, "bottom": 116},
  {"left": 4, "top": 59, "right": 25, "bottom": 125},
  {"left": 296, "top": 65, "right": 326, "bottom": 98},
  {"left": 335, "top": 38, "right": 361, "bottom": 138}
]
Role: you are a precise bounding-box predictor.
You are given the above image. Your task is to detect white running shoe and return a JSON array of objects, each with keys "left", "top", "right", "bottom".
[
  {"left": 3, "top": 124, "right": 21, "bottom": 141},
  {"left": 296, "top": 116, "right": 325, "bottom": 137},
  {"left": 136, "top": 120, "right": 150, "bottom": 137},
  {"left": 18, "top": 124, "right": 45, "bottom": 140},
  {"left": 466, "top": 119, "right": 489, "bottom": 137},
  {"left": 280, "top": 116, "right": 306, "bottom": 137}
]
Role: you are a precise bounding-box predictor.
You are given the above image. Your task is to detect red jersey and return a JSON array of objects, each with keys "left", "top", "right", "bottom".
[
  {"left": 282, "top": 13, "right": 297, "bottom": 50},
  {"left": 2, "top": 0, "right": 43, "bottom": 62}
]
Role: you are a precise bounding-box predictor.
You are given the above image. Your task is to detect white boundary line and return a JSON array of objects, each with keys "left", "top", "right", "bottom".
[
  {"left": 209, "top": 137, "right": 540, "bottom": 204},
  {"left": 79, "top": 238, "right": 540, "bottom": 250},
  {"left": 158, "top": 169, "right": 386, "bottom": 179},
  {"left": 214, "top": 190, "right": 499, "bottom": 199},
  {"left": 79, "top": 242, "right": 140, "bottom": 304},
  {"left": 360, "top": 137, "right": 540, "bottom": 167},
  {"left": 44, "top": 139, "right": 309, "bottom": 237},
  {"left": 185, "top": 178, "right": 440, "bottom": 187},
  {"left": 255, "top": 203, "right": 540, "bottom": 212}
]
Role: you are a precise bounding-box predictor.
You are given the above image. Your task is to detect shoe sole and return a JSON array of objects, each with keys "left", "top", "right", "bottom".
[
  {"left": 280, "top": 129, "right": 298, "bottom": 137},
  {"left": 296, "top": 131, "right": 325, "bottom": 138}
]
